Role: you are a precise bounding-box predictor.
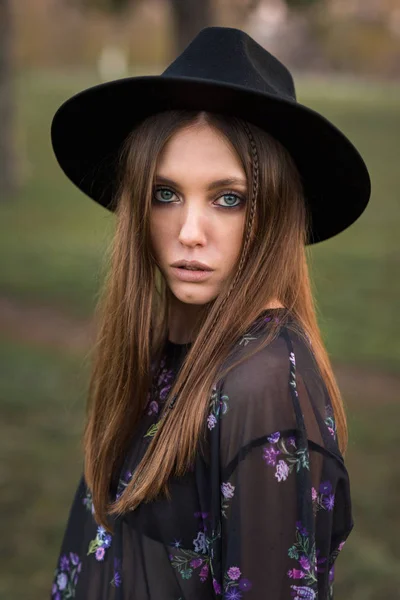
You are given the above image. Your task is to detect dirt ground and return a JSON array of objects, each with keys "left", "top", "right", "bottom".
[{"left": 1, "top": 294, "right": 398, "bottom": 405}]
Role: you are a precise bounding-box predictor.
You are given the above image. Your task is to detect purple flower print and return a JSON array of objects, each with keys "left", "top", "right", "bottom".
[
  {"left": 96, "top": 546, "right": 105, "bottom": 561},
  {"left": 112, "top": 571, "right": 122, "bottom": 587},
  {"left": 147, "top": 400, "right": 159, "bottom": 416},
  {"left": 59, "top": 555, "right": 70, "bottom": 572},
  {"left": 299, "top": 556, "right": 310, "bottom": 571},
  {"left": 290, "top": 585, "right": 316, "bottom": 599},
  {"left": 288, "top": 568, "right": 305, "bottom": 579},
  {"left": 57, "top": 573, "right": 68, "bottom": 590},
  {"left": 267, "top": 431, "right": 280, "bottom": 443},
  {"left": 111, "top": 557, "right": 122, "bottom": 588},
  {"left": 275, "top": 459, "right": 289, "bottom": 482},
  {"left": 239, "top": 578, "right": 252, "bottom": 591},
  {"left": 323, "top": 494, "right": 335, "bottom": 511},
  {"left": 159, "top": 385, "right": 172, "bottom": 401},
  {"left": 69, "top": 552, "right": 80, "bottom": 566},
  {"left": 319, "top": 481, "right": 332, "bottom": 495},
  {"left": 296, "top": 521, "right": 308, "bottom": 537},
  {"left": 52, "top": 551, "right": 82, "bottom": 599},
  {"left": 157, "top": 367, "right": 174, "bottom": 387},
  {"left": 225, "top": 590, "right": 242, "bottom": 599},
  {"left": 190, "top": 557, "right": 204, "bottom": 568},
  {"left": 263, "top": 445, "right": 281, "bottom": 466},
  {"left": 207, "top": 414, "right": 217, "bottom": 430},
  {"left": 312, "top": 480, "right": 335, "bottom": 515},
  {"left": 213, "top": 579, "right": 222, "bottom": 594},
  {"left": 199, "top": 564, "right": 209, "bottom": 582},
  {"left": 223, "top": 565, "right": 253, "bottom": 597},
  {"left": 87, "top": 523, "right": 113, "bottom": 561},
  {"left": 193, "top": 530, "right": 207, "bottom": 554},
  {"left": 227, "top": 566, "right": 241, "bottom": 580},
  {"left": 287, "top": 521, "right": 320, "bottom": 599},
  {"left": 221, "top": 482, "right": 235, "bottom": 499},
  {"left": 221, "top": 482, "right": 235, "bottom": 519}
]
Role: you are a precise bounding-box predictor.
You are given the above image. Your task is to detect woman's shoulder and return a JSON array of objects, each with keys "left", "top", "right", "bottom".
[
  {"left": 214, "top": 312, "right": 341, "bottom": 456},
  {"left": 218, "top": 310, "right": 315, "bottom": 394}
]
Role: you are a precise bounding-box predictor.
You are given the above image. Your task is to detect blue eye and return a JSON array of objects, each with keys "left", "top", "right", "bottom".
[
  {"left": 152, "top": 187, "right": 245, "bottom": 209},
  {"left": 153, "top": 187, "right": 176, "bottom": 203},
  {"left": 215, "top": 192, "right": 244, "bottom": 209}
]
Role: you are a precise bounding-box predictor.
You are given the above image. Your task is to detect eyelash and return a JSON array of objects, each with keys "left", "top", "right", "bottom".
[{"left": 152, "top": 186, "right": 245, "bottom": 209}]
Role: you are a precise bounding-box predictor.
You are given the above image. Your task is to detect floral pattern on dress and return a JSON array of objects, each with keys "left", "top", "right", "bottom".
[
  {"left": 143, "top": 352, "right": 177, "bottom": 439},
  {"left": 168, "top": 510, "right": 221, "bottom": 586},
  {"left": 221, "top": 481, "right": 235, "bottom": 518},
  {"left": 207, "top": 385, "right": 229, "bottom": 431},
  {"left": 84, "top": 469, "right": 133, "bottom": 577},
  {"left": 110, "top": 557, "right": 122, "bottom": 588},
  {"left": 262, "top": 431, "right": 310, "bottom": 480},
  {"left": 87, "top": 525, "right": 113, "bottom": 561},
  {"left": 287, "top": 520, "right": 321, "bottom": 599},
  {"left": 145, "top": 354, "right": 176, "bottom": 417},
  {"left": 311, "top": 480, "right": 335, "bottom": 514},
  {"left": 222, "top": 566, "right": 253, "bottom": 598},
  {"left": 52, "top": 552, "right": 82, "bottom": 599},
  {"left": 324, "top": 403, "right": 337, "bottom": 441}
]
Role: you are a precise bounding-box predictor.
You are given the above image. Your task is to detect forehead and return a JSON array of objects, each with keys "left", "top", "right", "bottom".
[{"left": 155, "top": 123, "right": 246, "bottom": 181}]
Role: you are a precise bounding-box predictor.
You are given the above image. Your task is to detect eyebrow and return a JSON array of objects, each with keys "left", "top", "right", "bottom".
[{"left": 154, "top": 175, "right": 247, "bottom": 191}]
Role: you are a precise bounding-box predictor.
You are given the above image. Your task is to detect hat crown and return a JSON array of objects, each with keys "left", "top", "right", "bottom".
[{"left": 161, "top": 26, "right": 296, "bottom": 102}]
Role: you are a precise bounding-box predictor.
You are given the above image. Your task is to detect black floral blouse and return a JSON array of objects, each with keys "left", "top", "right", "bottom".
[{"left": 50, "top": 308, "right": 354, "bottom": 600}]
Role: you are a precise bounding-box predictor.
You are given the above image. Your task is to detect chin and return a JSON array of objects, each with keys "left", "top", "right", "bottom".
[{"left": 170, "top": 284, "right": 217, "bottom": 306}]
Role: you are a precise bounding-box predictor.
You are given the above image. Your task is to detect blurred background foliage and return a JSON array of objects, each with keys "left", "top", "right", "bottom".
[{"left": 0, "top": 1, "right": 399, "bottom": 599}]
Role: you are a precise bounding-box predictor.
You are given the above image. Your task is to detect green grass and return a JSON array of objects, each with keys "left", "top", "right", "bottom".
[{"left": 0, "top": 336, "right": 87, "bottom": 600}]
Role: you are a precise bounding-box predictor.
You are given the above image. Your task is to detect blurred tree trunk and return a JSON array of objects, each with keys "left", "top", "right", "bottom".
[
  {"left": 0, "top": 0, "right": 16, "bottom": 200},
  {"left": 170, "top": 0, "right": 212, "bottom": 53}
]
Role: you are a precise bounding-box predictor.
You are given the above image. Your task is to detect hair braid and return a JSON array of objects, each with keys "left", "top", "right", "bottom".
[{"left": 168, "top": 121, "right": 260, "bottom": 410}]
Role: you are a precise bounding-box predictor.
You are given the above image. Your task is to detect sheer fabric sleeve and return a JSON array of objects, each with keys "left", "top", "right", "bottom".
[{"left": 212, "top": 326, "right": 354, "bottom": 600}]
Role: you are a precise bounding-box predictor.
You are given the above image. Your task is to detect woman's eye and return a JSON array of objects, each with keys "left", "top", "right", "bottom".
[
  {"left": 215, "top": 192, "right": 244, "bottom": 209},
  {"left": 153, "top": 187, "right": 176, "bottom": 203},
  {"left": 152, "top": 187, "right": 244, "bottom": 208}
]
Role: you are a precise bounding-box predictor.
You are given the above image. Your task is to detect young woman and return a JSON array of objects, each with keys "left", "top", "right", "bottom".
[{"left": 49, "top": 27, "right": 371, "bottom": 600}]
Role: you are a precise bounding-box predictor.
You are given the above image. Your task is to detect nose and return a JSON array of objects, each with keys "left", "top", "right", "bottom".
[{"left": 178, "top": 203, "right": 207, "bottom": 247}]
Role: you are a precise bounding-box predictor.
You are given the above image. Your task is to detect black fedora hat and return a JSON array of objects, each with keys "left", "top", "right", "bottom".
[{"left": 51, "top": 26, "right": 371, "bottom": 244}]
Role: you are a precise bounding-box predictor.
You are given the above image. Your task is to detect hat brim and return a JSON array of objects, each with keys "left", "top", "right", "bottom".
[{"left": 51, "top": 75, "right": 371, "bottom": 244}]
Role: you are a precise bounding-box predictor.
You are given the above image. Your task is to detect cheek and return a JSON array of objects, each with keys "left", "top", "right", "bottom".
[{"left": 219, "top": 217, "right": 246, "bottom": 263}]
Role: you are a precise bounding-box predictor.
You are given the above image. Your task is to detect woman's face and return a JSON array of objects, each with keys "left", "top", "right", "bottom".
[{"left": 150, "top": 122, "right": 248, "bottom": 307}]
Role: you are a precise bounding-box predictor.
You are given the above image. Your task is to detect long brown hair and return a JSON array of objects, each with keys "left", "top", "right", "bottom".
[{"left": 83, "top": 109, "right": 348, "bottom": 533}]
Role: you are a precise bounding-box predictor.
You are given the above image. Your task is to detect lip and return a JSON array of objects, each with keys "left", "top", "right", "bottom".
[
  {"left": 172, "top": 266, "right": 213, "bottom": 282},
  {"left": 171, "top": 260, "right": 213, "bottom": 271}
]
